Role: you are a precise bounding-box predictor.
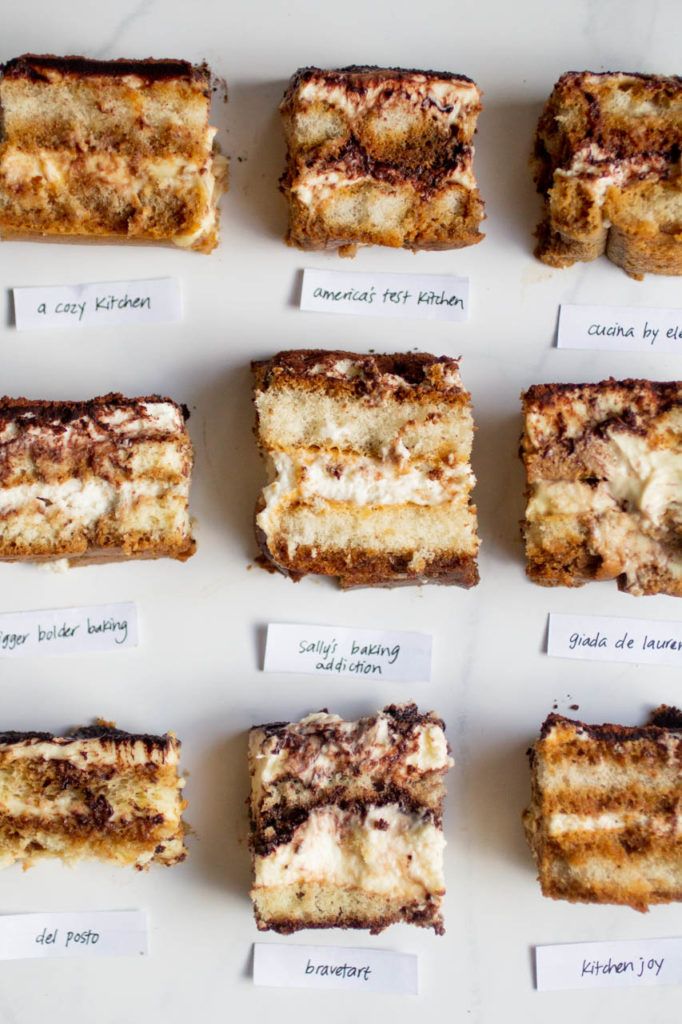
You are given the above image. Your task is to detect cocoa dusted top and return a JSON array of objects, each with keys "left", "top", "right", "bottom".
[
  {"left": 252, "top": 350, "right": 466, "bottom": 398},
  {"left": 285, "top": 65, "right": 476, "bottom": 96},
  {"left": 0, "top": 724, "right": 177, "bottom": 753},
  {"left": 523, "top": 379, "right": 682, "bottom": 413},
  {"left": 1, "top": 54, "right": 210, "bottom": 88},
  {"left": 538, "top": 705, "right": 682, "bottom": 743}
]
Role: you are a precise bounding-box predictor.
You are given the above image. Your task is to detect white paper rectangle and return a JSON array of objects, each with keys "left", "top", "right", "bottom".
[
  {"left": 13, "top": 278, "right": 181, "bottom": 330},
  {"left": 0, "top": 911, "right": 147, "bottom": 960},
  {"left": 254, "top": 943, "right": 418, "bottom": 994},
  {"left": 0, "top": 602, "right": 138, "bottom": 657},
  {"left": 264, "top": 623, "right": 431, "bottom": 682},
  {"left": 300, "top": 268, "right": 469, "bottom": 321},
  {"left": 536, "top": 937, "right": 682, "bottom": 991},
  {"left": 557, "top": 303, "right": 682, "bottom": 352},
  {"left": 547, "top": 613, "right": 682, "bottom": 667}
]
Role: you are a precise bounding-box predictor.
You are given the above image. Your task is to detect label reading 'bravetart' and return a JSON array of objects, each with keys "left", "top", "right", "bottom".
[
  {"left": 557, "top": 303, "right": 682, "bottom": 352},
  {"left": 0, "top": 602, "right": 138, "bottom": 657},
  {"left": 300, "top": 268, "right": 469, "bottom": 321},
  {"left": 0, "top": 911, "right": 148, "bottom": 961},
  {"left": 547, "top": 613, "right": 682, "bottom": 668},
  {"left": 13, "top": 278, "right": 182, "bottom": 330},
  {"left": 253, "top": 943, "right": 418, "bottom": 994},
  {"left": 536, "top": 936, "right": 682, "bottom": 991},
  {"left": 263, "top": 623, "right": 432, "bottom": 682}
]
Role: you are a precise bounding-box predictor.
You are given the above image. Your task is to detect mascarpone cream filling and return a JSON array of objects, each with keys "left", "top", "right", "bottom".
[
  {"left": 548, "top": 811, "right": 682, "bottom": 838},
  {"left": 0, "top": 401, "right": 183, "bottom": 444},
  {"left": 295, "top": 76, "right": 479, "bottom": 127},
  {"left": 293, "top": 161, "right": 476, "bottom": 207},
  {"left": 253, "top": 803, "right": 445, "bottom": 897},
  {"left": 554, "top": 142, "right": 671, "bottom": 204},
  {"left": 0, "top": 477, "right": 183, "bottom": 524}
]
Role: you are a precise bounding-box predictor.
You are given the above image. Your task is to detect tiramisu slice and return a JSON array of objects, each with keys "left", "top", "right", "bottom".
[
  {"left": 0, "top": 723, "right": 186, "bottom": 869},
  {"left": 280, "top": 66, "right": 485, "bottom": 255},
  {"left": 533, "top": 72, "right": 682, "bottom": 277},
  {"left": 249, "top": 703, "right": 453, "bottom": 933},
  {"left": 0, "top": 393, "right": 195, "bottom": 566},
  {"left": 252, "top": 350, "right": 479, "bottom": 588},
  {"left": 0, "top": 54, "right": 226, "bottom": 251},
  {"left": 524, "top": 707, "right": 682, "bottom": 911},
  {"left": 520, "top": 379, "right": 682, "bottom": 596}
]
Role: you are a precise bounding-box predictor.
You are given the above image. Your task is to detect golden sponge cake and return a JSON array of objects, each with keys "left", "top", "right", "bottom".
[
  {"left": 0, "top": 54, "right": 226, "bottom": 251},
  {"left": 249, "top": 703, "right": 453, "bottom": 933},
  {"left": 524, "top": 707, "right": 682, "bottom": 911},
  {"left": 520, "top": 378, "right": 682, "bottom": 596},
  {"left": 253, "top": 350, "right": 480, "bottom": 588},
  {"left": 533, "top": 72, "right": 682, "bottom": 278},
  {"left": 0, "top": 723, "right": 186, "bottom": 869},
  {"left": 280, "top": 66, "right": 485, "bottom": 255},
  {"left": 0, "top": 393, "right": 195, "bottom": 566}
]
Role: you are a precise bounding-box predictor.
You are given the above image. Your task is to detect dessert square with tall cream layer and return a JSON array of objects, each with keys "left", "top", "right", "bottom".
[
  {"left": 0, "top": 393, "right": 195, "bottom": 566},
  {"left": 0, "top": 723, "right": 187, "bottom": 869},
  {"left": 0, "top": 54, "right": 227, "bottom": 251},
  {"left": 252, "top": 350, "right": 480, "bottom": 588},
  {"left": 524, "top": 707, "right": 682, "bottom": 911},
  {"left": 533, "top": 72, "right": 682, "bottom": 278},
  {"left": 248, "top": 703, "right": 453, "bottom": 934},
  {"left": 279, "top": 66, "right": 485, "bottom": 255},
  {"left": 520, "top": 378, "right": 682, "bottom": 596}
]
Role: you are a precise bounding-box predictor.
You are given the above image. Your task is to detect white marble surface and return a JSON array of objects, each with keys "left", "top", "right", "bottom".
[{"left": 1, "top": 2, "right": 681, "bottom": 1021}]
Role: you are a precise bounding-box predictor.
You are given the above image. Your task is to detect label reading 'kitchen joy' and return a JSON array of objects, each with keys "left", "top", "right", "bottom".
[
  {"left": 300, "top": 268, "right": 469, "bottom": 321},
  {"left": 263, "top": 623, "right": 432, "bottom": 682},
  {"left": 253, "top": 943, "right": 418, "bottom": 994},
  {"left": 13, "top": 278, "right": 181, "bottom": 330},
  {"left": 557, "top": 302, "right": 682, "bottom": 352},
  {"left": 547, "top": 613, "right": 682, "bottom": 668},
  {"left": 0, "top": 911, "right": 148, "bottom": 961},
  {"left": 0, "top": 602, "right": 138, "bottom": 657},
  {"left": 536, "top": 937, "right": 682, "bottom": 991}
]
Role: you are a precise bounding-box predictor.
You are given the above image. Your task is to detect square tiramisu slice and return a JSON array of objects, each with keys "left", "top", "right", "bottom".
[
  {"left": 253, "top": 350, "right": 479, "bottom": 588},
  {"left": 0, "top": 54, "right": 226, "bottom": 251},
  {"left": 0, "top": 394, "right": 195, "bottom": 566},
  {"left": 521, "top": 379, "right": 682, "bottom": 596},
  {"left": 249, "top": 703, "right": 453, "bottom": 933},
  {"left": 533, "top": 72, "right": 682, "bottom": 278},
  {"left": 524, "top": 707, "right": 682, "bottom": 911},
  {"left": 0, "top": 723, "right": 187, "bottom": 869},
  {"left": 280, "top": 66, "right": 484, "bottom": 255}
]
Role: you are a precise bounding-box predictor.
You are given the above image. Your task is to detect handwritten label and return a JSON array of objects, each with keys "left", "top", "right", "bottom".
[
  {"left": 264, "top": 623, "right": 431, "bottom": 682},
  {"left": 253, "top": 943, "right": 418, "bottom": 994},
  {"left": 547, "top": 613, "right": 682, "bottom": 667},
  {"left": 13, "top": 278, "right": 181, "bottom": 330},
  {"left": 0, "top": 911, "right": 147, "bottom": 960},
  {"left": 557, "top": 303, "right": 682, "bottom": 352},
  {"left": 300, "top": 268, "right": 469, "bottom": 321},
  {"left": 0, "top": 602, "right": 137, "bottom": 657},
  {"left": 536, "top": 937, "right": 682, "bottom": 991}
]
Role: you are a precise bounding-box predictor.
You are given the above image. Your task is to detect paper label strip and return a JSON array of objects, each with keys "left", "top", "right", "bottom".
[
  {"left": 536, "top": 936, "right": 682, "bottom": 991},
  {"left": 557, "top": 303, "right": 682, "bottom": 352},
  {"left": 264, "top": 623, "right": 432, "bottom": 682},
  {"left": 0, "top": 602, "right": 138, "bottom": 656},
  {"left": 254, "top": 942, "right": 418, "bottom": 993},
  {"left": 13, "top": 278, "right": 182, "bottom": 330},
  {"left": 547, "top": 613, "right": 682, "bottom": 667},
  {"left": 300, "top": 268, "right": 469, "bottom": 321},
  {"left": 0, "top": 911, "right": 147, "bottom": 960}
]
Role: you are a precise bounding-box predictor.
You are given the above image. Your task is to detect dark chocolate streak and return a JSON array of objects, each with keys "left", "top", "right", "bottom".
[
  {"left": 1, "top": 54, "right": 209, "bottom": 86},
  {"left": 251, "top": 702, "right": 444, "bottom": 737},
  {"left": 252, "top": 349, "right": 461, "bottom": 389},
  {"left": 312, "top": 136, "right": 471, "bottom": 196},
  {"left": 0, "top": 725, "right": 176, "bottom": 753}
]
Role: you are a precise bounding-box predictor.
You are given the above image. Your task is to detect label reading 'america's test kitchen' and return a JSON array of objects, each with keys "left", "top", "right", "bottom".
[
  {"left": 300, "top": 268, "right": 469, "bottom": 321},
  {"left": 536, "top": 936, "right": 682, "bottom": 991},
  {"left": 253, "top": 943, "right": 418, "bottom": 994},
  {"left": 557, "top": 302, "right": 682, "bottom": 352},
  {"left": 13, "top": 278, "right": 181, "bottom": 330},
  {"left": 264, "top": 623, "right": 432, "bottom": 682},
  {"left": 547, "top": 613, "right": 682, "bottom": 668},
  {"left": 0, "top": 911, "right": 147, "bottom": 961},
  {"left": 0, "top": 602, "right": 137, "bottom": 656}
]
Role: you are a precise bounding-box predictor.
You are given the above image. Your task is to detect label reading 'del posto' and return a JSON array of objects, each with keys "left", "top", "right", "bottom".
[{"left": 0, "top": 911, "right": 147, "bottom": 960}]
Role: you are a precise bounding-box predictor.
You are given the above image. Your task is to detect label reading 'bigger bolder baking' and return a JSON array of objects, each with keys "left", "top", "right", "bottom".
[
  {"left": 0, "top": 602, "right": 138, "bottom": 656},
  {"left": 263, "top": 623, "right": 432, "bottom": 682}
]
